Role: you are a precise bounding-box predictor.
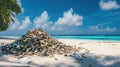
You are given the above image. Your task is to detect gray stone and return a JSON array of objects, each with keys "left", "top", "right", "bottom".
[
  {"left": 41, "top": 47, "right": 48, "bottom": 56},
  {"left": 1, "top": 29, "right": 80, "bottom": 56}
]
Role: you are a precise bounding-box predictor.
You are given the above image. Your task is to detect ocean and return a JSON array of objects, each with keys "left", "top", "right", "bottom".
[{"left": 0, "top": 35, "right": 120, "bottom": 41}]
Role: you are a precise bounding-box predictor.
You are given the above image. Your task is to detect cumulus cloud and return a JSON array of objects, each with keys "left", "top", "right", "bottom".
[
  {"left": 34, "top": 11, "right": 53, "bottom": 29},
  {"left": 106, "top": 27, "right": 116, "bottom": 32},
  {"left": 99, "top": 27, "right": 116, "bottom": 32},
  {"left": 89, "top": 22, "right": 112, "bottom": 31},
  {"left": 55, "top": 8, "right": 83, "bottom": 26},
  {"left": 89, "top": 22, "right": 116, "bottom": 32},
  {"left": 100, "top": 0, "right": 120, "bottom": 10},
  {"left": 33, "top": 8, "right": 83, "bottom": 31},
  {"left": 19, "top": 17, "right": 32, "bottom": 30},
  {"left": 9, "top": 17, "right": 32, "bottom": 30},
  {"left": 51, "top": 8, "right": 83, "bottom": 31}
]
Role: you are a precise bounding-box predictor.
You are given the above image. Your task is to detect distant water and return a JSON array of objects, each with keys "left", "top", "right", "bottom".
[
  {"left": 53, "top": 36, "right": 120, "bottom": 41},
  {"left": 0, "top": 36, "right": 20, "bottom": 39},
  {"left": 0, "top": 35, "right": 120, "bottom": 41}
]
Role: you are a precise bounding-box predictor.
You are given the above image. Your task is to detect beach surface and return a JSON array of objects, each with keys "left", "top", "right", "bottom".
[{"left": 0, "top": 39, "right": 120, "bottom": 67}]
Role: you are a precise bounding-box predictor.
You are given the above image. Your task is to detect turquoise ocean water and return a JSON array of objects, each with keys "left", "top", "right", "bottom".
[
  {"left": 54, "top": 36, "right": 120, "bottom": 40},
  {"left": 0, "top": 35, "right": 120, "bottom": 41}
]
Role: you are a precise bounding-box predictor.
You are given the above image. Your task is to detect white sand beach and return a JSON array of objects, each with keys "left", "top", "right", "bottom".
[{"left": 0, "top": 39, "right": 120, "bottom": 67}]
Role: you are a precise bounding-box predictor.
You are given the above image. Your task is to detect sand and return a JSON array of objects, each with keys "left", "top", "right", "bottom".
[{"left": 0, "top": 39, "right": 120, "bottom": 67}]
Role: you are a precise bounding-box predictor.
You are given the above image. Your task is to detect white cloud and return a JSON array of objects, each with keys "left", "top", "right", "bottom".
[
  {"left": 89, "top": 25, "right": 99, "bottom": 31},
  {"left": 55, "top": 8, "right": 83, "bottom": 26},
  {"left": 99, "top": 27, "right": 117, "bottom": 32},
  {"left": 34, "top": 11, "right": 53, "bottom": 29},
  {"left": 9, "top": 11, "right": 51, "bottom": 31},
  {"left": 51, "top": 8, "right": 83, "bottom": 31},
  {"left": 33, "top": 8, "right": 83, "bottom": 31},
  {"left": 100, "top": 0, "right": 120, "bottom": 10},
  {"left": 9, "top": 17, "right": 32, "bottom": 30},
  {"left": 89, "top": 24, "right": 116, "bottom": 32},
  {"left": 19, "top": 17, "right": 32, "bottom": 30},
  {"left": 106, "top": 27, "right": 116, "bottom": 32},
  {"left": 17, "top": 0, "right": 24, "bottom": 12}
]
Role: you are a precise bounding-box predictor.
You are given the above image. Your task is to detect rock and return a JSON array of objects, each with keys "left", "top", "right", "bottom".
[
  {"left": 10, "top": 49, "right": 17, "bottom": 54},
  {"left": 41, "top": 47, "right": 48, "bottom": 56},
  {"left": 15, "top": 52, "right": 22, "bottom": 56},
  {"left": 13, "top": 42, "right": 19, "bottom": 47},
  {"left": 73, "top": 53, "right": 76, "bottom": 55},
  {"left": 1, "top": 29, "right": 80, "bottom": 56},
  {"left": 64, "top": 54, "right": 68, "bottom": 56}
]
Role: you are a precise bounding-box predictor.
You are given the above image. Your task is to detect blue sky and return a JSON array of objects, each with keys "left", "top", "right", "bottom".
[{"left": 0, "top": 0, "right": 120, "bottom": 35}]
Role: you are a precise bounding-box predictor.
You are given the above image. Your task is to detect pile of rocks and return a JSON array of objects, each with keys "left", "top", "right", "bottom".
[{"left": 1, "top": 29, "right": 80, "bottom": 56}]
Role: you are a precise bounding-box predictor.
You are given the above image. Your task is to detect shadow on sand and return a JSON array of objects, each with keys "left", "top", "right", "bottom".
[{"left": 69, "top": 52, "right": 120, "bottom": 67}]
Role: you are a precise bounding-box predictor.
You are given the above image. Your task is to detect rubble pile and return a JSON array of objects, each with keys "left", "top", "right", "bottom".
[{"left": 1, "top": 29, "right": 80, "bottom": 56}]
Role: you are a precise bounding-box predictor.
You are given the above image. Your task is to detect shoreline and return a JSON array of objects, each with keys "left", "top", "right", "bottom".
[
  {"left": 0, "top": 37, "right": 16, "bottom": 40},
  {"left": 58, "top": 39, "right": 120, "bottom": 42},
  {"left": 1, "top": 35, "right": 120, "bottom": 41},
  {"left": 0, "top": 37, "right": 120, "bottom": 42}
]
